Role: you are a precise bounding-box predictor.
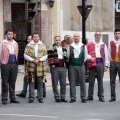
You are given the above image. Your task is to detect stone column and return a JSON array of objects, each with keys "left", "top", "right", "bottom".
[
  {"left": 3, "top": 0, "right": 12, "bottom": 34},
  {"left": 40, "top": 0, "right": 50, "bottom": 48}
]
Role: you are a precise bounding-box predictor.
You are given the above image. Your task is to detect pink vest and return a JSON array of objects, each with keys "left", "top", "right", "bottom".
[{"left": 0, "top": 41, "right": 18, "bottom": 64}]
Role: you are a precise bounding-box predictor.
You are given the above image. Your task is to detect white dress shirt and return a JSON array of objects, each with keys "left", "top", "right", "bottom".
[
  {"left": 56, "top": 46, "right": 63, "bottom": 59},
  {"left": 92, "top": 41, "right": 109, "bottom": 66},
  {"left": 67, "top": 41, "right": 88, "bottom": 62}
]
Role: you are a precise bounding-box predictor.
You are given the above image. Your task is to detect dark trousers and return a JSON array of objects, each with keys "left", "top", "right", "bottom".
[
  {"left": 69, "top": 65, "right": 86, "bottom": 100},
  {"left": 1, "top": 63, "right": 18, "bottom": 101},
  {"left": 29, "top": 77, "right": 43, "bottom": 100},
  {"left": 50, "top": 67, "right": 67, "bottom": 99},
  {"left": 88, "top": 63, "right": 104, "bottom": 99},
  {"left": 21, "top": 76, "right": 46, "bottom": 96},
  {"left": 110, "top": 61, "right": 120, "bottom": 99},
  {"left": 21, "top": 76, "right": 28, "bottom": 96}
]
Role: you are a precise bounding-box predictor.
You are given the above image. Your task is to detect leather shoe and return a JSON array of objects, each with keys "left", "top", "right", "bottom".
[
  {"left": 10, "top": 100, "right": 20, "bottom": 103},
  {"left": 38, "top": 98, "right": 43, "bottom": 103},
  {"left": 87, "top": 97, "right": 93, "bottom": 101},
  {"left": 99, "top": 98, "right": 105, "bottom": 102},
  {"left": 2, "top": 101, "right": 7, "bottom": 105},
  {"left": 43, "top": 94, "right": 46, "bottom": 98},
  {"left": 55, "top": 99, "right": 61, "bottom": 103},
  {"left": 28, "top": 100, "right": 34, "bottom": 103},
  {"left": 61, "top": 99, "right": 68, "bottom": 103},
  {"left": 69, "top": 99, "right": 76, "bottom": 103},
  {"left": 82, "top": 99, "right": 87, "bottom": 103},
  {"left": 16, "top": 93, "right": 26, "bottom": 98},
  {"left": 109, "top": 98, "right": 116, "bottom": 102}
]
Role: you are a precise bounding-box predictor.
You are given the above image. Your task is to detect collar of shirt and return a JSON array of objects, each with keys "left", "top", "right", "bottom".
[
  {"left": 71, "top": 41, "right": 83, "bottom": 49},
  {"left": 31, "top": 40, "right": 42, "bottom": 45},
  {"left": 114, "top": 40, "right": 120, "bottom": 44},
  {"left": 93, "top": 40, "right": 104, "bottom": 46},
  {"left": 4, "top": 39, "right": 16, "bottom": 44}
]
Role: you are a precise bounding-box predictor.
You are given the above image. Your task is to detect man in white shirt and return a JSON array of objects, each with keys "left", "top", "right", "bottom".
[
  {"left": 0, "top": 29, "right": 20, "bottom": 105},
  {"left": 24, "top": 33, "right": 47, "bottom": 103},
  {"left": 47, "top": 36, "right": 68, "bottom": 103},
  {"left": 67, "top": 33, "right": 88, "bottom": 103},
  {"left": 87, "top": 32, "right": 109, "bottom": 102},
  {"left": 108, "top": 29, "right": 120, "bottom": 102}
]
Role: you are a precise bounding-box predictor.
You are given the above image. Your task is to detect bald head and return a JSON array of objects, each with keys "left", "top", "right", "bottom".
[{"left": 73, "top": 33, "right": 80, "bottom": 44}]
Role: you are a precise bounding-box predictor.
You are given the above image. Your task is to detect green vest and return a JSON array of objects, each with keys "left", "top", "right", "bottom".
[{"left": 69, "top": 45, "right": 85, "bottom": 66}]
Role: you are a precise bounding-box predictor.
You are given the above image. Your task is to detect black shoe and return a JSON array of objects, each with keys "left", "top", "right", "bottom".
[
  {"left": 69, "top": 99, "right": 76, "bottom": 103},
  {"left": 82, "top": 99, "right": 87, "bottom": 103},
  {"left": 38, "top": 98, "right": 43, "bottom": 103},
  {"left": 2, "top": 101, "right": 7, "bottom": 105},
  {"left": 10, "top": 100, "right": 20, "bottom": 103},
  {"left": 87, "top": 97, "right": 93, "bottom": 101},
  {"left": 16, "top": 93, "right": 26, "bottom": 98},
  {"left": 43, "top": 94, "right": 46, "bottom": 98},
  {"left": 55, "top": 99, "right": 61, "bottom": 103},
  {"left": 99, "top": 98, "right": 105, "bottom": 102},
  {"left": 28, "top": 100, "right": 34, "bottom": 103},
  {"left": 109, "top": 98, "right": 116, "bottom": 102},
  {"left": 36, "top": 96, "right": 38, "bottom": 98},
  {"left": 61, "top": 99, "right": 68, "bottom": 103}
]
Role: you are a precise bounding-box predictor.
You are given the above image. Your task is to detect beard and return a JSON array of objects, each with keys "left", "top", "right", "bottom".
[{"left": 7, "top": 37, "right": 13, "bottom": 41}]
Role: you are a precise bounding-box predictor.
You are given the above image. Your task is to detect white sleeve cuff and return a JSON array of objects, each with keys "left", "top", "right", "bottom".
[{"left": 24, "top": 54, "right": 34, "bottom": 62}]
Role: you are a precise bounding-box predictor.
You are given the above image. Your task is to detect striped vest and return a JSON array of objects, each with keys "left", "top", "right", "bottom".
[
  {"left": 47, "top": 45, "right": 68, "bottom": 67},
  {"left": 24, "top": 42, "right": 47, "bottom": 82}
]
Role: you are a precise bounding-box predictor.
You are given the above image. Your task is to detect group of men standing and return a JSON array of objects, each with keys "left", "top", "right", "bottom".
[
  {"left": 0, "top": 29, "right": 120, "bottom": 105},
  {"left": 47, "top": 29, "right": 120, "bottom": 103}
]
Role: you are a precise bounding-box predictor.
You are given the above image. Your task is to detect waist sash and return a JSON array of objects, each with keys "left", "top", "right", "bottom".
[
  {"left": 8, "top": 54, "right": 17, "bottom": 64},
  {"left": 96, "top": 58, "right": 103, "bottom": 64}
]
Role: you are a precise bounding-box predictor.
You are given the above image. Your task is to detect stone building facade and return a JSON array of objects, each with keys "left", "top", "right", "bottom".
[
  {"left": 0, "top": 0, "right": 117, "bottom": 44},
  {"left": 62, "top": 0, "right": 114, "bottom": 32}
]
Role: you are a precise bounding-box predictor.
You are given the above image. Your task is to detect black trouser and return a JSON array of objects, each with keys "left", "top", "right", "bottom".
[
  {"left": 88, "top": 63, "right": 104, "bottom": 99},
  {"left": 50, "top": 67, "right": 67, "bottom": 99},
  {"left": 110, "top": 61, "right": 120, "bottom": 99},
  {"left": 69, "top": 65, "right": 86, "bottom": 100},
  {"left": 1, "top": 63, "right": 18, "bottom": 102}
]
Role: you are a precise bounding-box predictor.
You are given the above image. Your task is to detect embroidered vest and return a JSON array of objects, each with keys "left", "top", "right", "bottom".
[
  {"left": 110, "top": 41, "right": 120, "bottom": 61},
  {"left": 0, "top": 41, "right": 18, "bottom": 64},
  {"left": 87, "top": 42, "right": 105, "bottom": 69},
  {"left": 69, "top": 45, "right": 85, "bottom": 66},
  {"left": 47, "top": 45, "right": 68, "bottom": 67}
]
